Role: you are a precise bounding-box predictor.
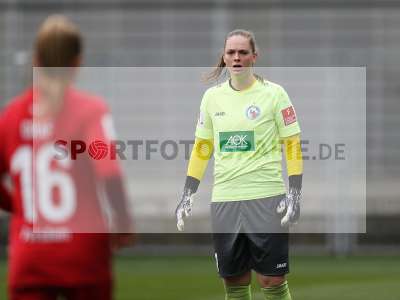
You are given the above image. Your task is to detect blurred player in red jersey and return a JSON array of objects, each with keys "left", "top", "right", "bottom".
[{"left": 0, "top": 15, "right": 134, "bottom": 300}]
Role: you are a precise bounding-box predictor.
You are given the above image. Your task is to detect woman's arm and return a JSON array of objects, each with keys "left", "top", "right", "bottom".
[
  {"left": 278, "top": 134, "right": 303, "bottom": 226},
  {"left": 176, "top": 138, "right": 213, "bottom": 231},
  {"left": 184, "top": 138, "right": 214, "bottom": 193},
  {"left": 283, "top": 133, "right": 303, "bottom": 190}
]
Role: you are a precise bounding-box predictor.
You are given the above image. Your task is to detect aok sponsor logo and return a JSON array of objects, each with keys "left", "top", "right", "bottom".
[{"left": 219, "top": 131, "right": 255, "bottom": 152}]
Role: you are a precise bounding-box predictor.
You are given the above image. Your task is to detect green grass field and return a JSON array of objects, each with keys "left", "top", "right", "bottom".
[{"left": 1, "top": 255, "right": 399, "bottom": 299}]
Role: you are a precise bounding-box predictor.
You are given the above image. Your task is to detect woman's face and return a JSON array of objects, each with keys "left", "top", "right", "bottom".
[{"left": 223, "top": 35, "right": 257, "bottom": 78}]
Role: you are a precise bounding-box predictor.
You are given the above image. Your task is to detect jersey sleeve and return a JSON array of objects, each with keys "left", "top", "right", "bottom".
[
  {"left": 85, "top": 104, "right": 122, "bottom": 179},
  {"left": 274, "top": 86, "right": 301, "bottom": 138},
  {"left": 194, "top": 90, "right": 213, "bottom": 139}
]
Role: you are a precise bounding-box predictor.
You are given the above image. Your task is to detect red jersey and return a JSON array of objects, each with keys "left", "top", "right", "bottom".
[{"left": 0, "top": 87, "right": 121, "bottom": 288}]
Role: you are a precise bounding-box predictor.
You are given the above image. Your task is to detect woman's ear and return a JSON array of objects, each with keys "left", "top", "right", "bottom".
[
  {"left": 252, "top": 51, "right": 258, "bottom": 64},
  {"left": 222, "top": 53, "right": 227, "bottom": 65}
]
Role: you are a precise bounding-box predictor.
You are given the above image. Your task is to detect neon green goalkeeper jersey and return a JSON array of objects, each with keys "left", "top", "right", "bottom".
[{"left": 195, "top": 79, "right": 301, "bottom": 202}]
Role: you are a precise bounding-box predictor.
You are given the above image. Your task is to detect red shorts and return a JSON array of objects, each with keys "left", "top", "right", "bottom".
[{"left": 9, "top": 283, "right": 112, "bottom": 300}]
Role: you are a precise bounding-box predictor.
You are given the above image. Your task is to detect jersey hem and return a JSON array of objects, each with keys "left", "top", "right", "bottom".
[{"left": 211, "top": 191, "right": 286, "bottom": 203}]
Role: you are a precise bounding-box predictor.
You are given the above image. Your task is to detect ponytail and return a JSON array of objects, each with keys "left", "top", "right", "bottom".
[{"left": 203, "top": 55, "right": 227, "bottom": 83}]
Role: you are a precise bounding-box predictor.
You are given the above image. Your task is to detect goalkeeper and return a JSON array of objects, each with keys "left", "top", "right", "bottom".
[{"left": 176, "top": 29, "right": 303, "bottom": 300}]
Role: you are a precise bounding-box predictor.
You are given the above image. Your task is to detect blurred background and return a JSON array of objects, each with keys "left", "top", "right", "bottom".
[{"left": 0, "top": 1, "right": 399, "bottom": 299}]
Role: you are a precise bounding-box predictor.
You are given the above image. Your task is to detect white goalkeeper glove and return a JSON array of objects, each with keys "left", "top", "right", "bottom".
[
  {"left": 175, "top": 189, "right": 194, "bottom": 231},
  {"left": 277, "top": 187, "right": 301, "bottom": 227}
]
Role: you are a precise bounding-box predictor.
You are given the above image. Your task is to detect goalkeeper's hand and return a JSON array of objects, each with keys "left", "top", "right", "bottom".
[
  {"left": 175, "top": 189, "right": 194, "bottom": 231},
  {"left": 277, "top": 187, "right": 301, "bottom": 227}
]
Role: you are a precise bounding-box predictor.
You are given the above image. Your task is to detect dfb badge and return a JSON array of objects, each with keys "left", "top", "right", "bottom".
[{"left": 281, "top": 106, "right": 296, "bottom": 126}]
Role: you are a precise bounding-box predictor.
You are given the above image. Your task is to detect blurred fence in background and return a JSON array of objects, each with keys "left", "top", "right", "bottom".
[{"left": 0, "top": 0, "right": 399, "bottom": 255}]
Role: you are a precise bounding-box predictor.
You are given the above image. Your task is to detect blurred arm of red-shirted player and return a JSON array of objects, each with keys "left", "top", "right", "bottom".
[
  {"left": 0, "top": 112, "right": 12, "bottom": 213},
  {"left": 103, "top": 175, "right": 136, "bottom": 251},
  {"left": 84, "top": 101, "right": 136, "bottom": 251}
]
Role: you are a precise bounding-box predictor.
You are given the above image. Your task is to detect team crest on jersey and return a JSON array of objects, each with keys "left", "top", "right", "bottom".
[{"left": 245, "top": 105, "right": 261, "bottom": 120}]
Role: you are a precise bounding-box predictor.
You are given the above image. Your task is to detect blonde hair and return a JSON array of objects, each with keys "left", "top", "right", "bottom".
[
  {"left": 34, "top": 15, "right": 82, "bottom": 67},
  {"left": 205, "top": 29, "right": 259, "bottom": 83}
]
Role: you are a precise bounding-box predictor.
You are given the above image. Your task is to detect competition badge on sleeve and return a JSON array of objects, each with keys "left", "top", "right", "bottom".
[{"left": 281, "top": 106, "right": 297, "bottom": 126}]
